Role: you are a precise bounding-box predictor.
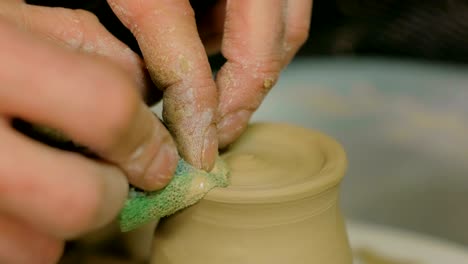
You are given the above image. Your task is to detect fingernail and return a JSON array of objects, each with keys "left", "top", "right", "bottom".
[
  {"left": 217, "top": 110, "right": 251, "bottom": 148},
  {"left": 201, "top": 125, "right": 218, "bottom": 172},
  {"left": 144, "top": 142, "right": 178, "bottom": 190}
]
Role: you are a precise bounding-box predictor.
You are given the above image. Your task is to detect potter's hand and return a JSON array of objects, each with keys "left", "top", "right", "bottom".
[
  {"left": 0, "top": 17, "right": 178, "bottom": 263},
  {"left": 195, "top": 0, "right": 313, "bottom": 148},
  {"left": 0, "top": 0, "right": 159, "bottom": 102},
  {"left": 0, "top": 1, "right": 179, "bottom": 189},
  {"left": 106, "top": 0, "right": 312, "bottom": 170}
]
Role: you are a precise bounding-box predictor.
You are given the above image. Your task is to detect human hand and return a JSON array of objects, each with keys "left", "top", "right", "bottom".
[
  {"left": 193, "top": 0, "right": 313, "bottom": 147},
  {"left": 0, "top": 11, "right": 178, "bottom": 264},
  {"left": 105, "top": 0, "right": 312, "bottom": 170},
  {"left": 0, "top": 0, "right": 180, "bottom": 189}
]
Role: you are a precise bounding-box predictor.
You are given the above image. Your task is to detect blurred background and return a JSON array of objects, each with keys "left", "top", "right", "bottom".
[
  {"left": 299, "top": 0, "right": 468, "bottom": 63},
  {"left": 275, "top": 0, "right": 468, "bottom": 245},
  {"left": 256, "top": 0, "right": 468, "bottom": 249},
  {"left": 29, "top": 0, "right": 468, "bottom": 64},
  {"left": 26, "top": 0, "right": 468, "bottom": 260}
]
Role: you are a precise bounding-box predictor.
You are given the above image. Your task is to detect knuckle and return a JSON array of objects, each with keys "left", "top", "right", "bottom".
[
  {"left": 72, "top": 9, "right": 100, "bottom": 41},
  {"left": 55, "top": 9, "right": 100, "bottom": 49},
  {"left": 72, "top": 9, "right": 100, "bottom": 25},
  {"left": 68, "top": 9, "right": 100, "bottom": 40}
]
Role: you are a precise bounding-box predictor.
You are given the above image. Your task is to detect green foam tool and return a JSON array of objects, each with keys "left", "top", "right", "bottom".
[
  {"left": 119, "top": 158, "right": 230, "bottom": 232},
  {"left": 11, "top": 121, "right": 230, "bottom": 232}
]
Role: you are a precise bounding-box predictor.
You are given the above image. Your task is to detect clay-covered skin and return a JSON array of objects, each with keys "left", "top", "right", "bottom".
[{"left": 151, "top": 122, "right": 352, "bottom": 264}]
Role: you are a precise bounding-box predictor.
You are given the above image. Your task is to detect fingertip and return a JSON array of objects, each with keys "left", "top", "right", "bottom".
[{"left": 162, "top": 84, "right": 218, "bottom": 172}]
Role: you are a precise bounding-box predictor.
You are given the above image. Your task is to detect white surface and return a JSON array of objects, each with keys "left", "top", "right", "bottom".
[{"left": 348, "top": 221, "right": 468, "bottom": 263}]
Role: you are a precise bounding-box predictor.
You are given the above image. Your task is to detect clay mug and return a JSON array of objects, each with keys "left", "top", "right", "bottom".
[{"left": 150, "top": 122, "right": 352, "bottom": 264}]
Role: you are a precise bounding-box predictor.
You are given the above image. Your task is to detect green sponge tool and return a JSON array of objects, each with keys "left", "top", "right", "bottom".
[
  {"left": 119, "top": 158, "right": 230, "bottom": 232},
  {"left": 11, "top": 121, "right": 229, "bottom": 232}
]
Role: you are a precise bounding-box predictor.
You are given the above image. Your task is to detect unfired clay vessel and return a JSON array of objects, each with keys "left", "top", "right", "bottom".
[{"left": 150, "top": 122, "right": 352, "bottom": 263}]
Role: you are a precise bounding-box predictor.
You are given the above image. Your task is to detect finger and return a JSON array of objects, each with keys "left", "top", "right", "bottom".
[
  {"left": 215, "top": 0, "right": 288, "bottom": 148},
  {"left": 0, "top": 214, "right": 64, "bottom": 264},
  {"left": 283, "top": 0, "right": 312, "bottom": 64},
  {"left": 0, "top": 2, "right": 158, "bottom": 103},
  {"left": 0, "top": 19, "right": 178, "bottom": 190},
  {"left": 0, "top": 122, "right": 128, "bottom": 239},
  {"left": 107, "top": 0, "right": 219, "bottom": 171}
]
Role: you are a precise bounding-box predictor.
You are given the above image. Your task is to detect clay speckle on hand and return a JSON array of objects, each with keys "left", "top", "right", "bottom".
[
  {"left": 263, "top": 78, "right": 274, "bottom": 91},
  {"left": 178, "top": 54, "right": 192, "bottom": 74}
]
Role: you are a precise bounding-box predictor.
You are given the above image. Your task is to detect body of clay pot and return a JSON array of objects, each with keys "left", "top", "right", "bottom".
[{"left": 151, "top": 123, "right": 352, "bottom": 264}]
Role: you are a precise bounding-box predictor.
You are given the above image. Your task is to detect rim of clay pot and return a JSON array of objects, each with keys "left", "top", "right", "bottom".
[{"left": 205, "top": 122, "right": 348, "bottom": 204}]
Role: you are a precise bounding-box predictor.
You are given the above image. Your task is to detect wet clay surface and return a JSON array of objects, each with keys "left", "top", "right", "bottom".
[{"left": 151, "top": 122, "right": 352, "bottom": 264}]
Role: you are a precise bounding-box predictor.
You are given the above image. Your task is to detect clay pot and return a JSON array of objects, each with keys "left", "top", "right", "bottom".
[{"left": 150, "top": 123, "right": 352, "bottom": 264}]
